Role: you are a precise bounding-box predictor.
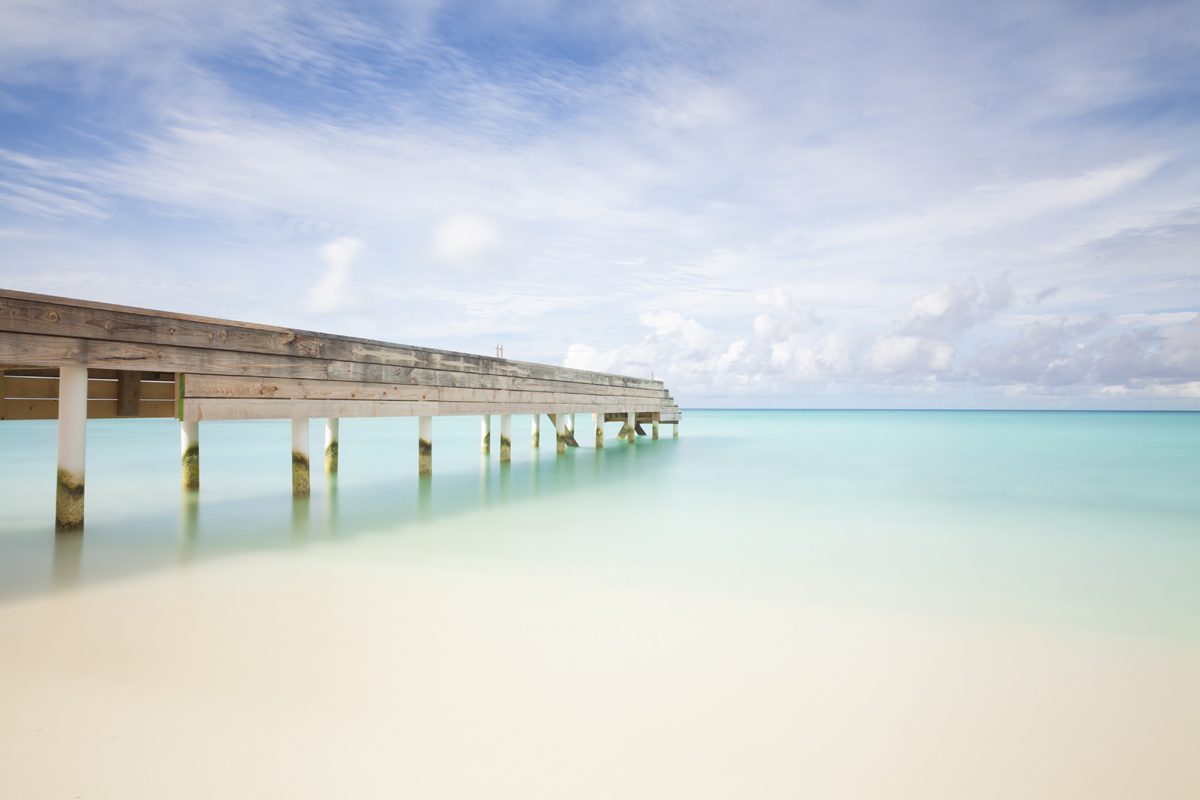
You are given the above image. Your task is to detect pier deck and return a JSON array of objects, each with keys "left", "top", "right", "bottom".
[
  {"left": 0, "top": 289, "right": 680, "bottom": 422},
  {"left": 0, "top": 288, "right": 681, "bottom": 530}
]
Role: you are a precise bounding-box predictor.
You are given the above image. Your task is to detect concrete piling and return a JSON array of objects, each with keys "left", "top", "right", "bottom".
[
  {"left": 626, "top": 411, "right": 636, "bottom": 444},
  {"left": 594, "top": 412, "right": 604, "bottom": 448},
  {"left": 181, "top": 421, "right": 199, "bottom": 490},
  {"left": 500, "top": 414, "right": 512, "bottom": 462},
  {"left": 419, "top": 415, "right": 433, "bottom": 475},
  {"left": 291, "top": 418, "right": 310, "bottom": 495},
  {"left": 325, "top": 418, "right": 339, "bottom": 473},
  {"left": 481, "top": 415, "right": 491, "bottom": 455},
  {"left": 531, "top": 414, "right": 540, "bottom": 450},
  {"left": 554, "top": 413, "right": 566, "bottom": 455},
  {"left": 55, "top": 366, "right": 88, "bottom": 531}
]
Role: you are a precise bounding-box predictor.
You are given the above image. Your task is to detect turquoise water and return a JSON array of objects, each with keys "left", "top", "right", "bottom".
[{"left": 1, "top": 411, "right": 1197, "bottom": 638}]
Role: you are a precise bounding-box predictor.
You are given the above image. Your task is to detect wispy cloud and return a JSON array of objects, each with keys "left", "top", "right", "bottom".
[{"left": 0, "top": 0, "right": 1198, "bottom": 406}]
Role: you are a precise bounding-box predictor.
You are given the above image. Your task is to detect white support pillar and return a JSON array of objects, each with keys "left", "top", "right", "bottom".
[
  {"left": 325, "top": 418, "right": 339, "bottom": 473},
  {"left": 554, "top": 413, "right": 566, "bottom": 455},
  {"left": 500, "top": 414, "right": 512, "bottom": 462},
  {"left": 55, "top": 366, "right": 88, "bottom": 531},
  {"left": 531, "top": 414, "right": 540, "bottom": 450},
  {"left": 594, "top": 412, "right": 604, "bottom": 448},
  {"left": 292, "top": 419, "right": 310, "bottom": 495},
  {"left": 181, "top": 421, "right": 199, "bottom": 490},
  {"left": 567, "top": 413, "right": 575, "bottom": 440},
  {"left": 674, "top": 421, "right": 679, "bottom": 437},
  {"left": 419, "top": 416, "right": 433, "bottom": 475},
  {"left": 626, "top": 411, "right": 636, "bottom": 444},
  {"left": 481, "top": 415, "right": 491, "bottom": 455},
  {"left": 653, "top": 416, "right": 660, "bottom": 440}
]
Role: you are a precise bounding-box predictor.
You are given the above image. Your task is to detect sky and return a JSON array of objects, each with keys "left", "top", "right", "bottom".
[{"left": 1, "top": 0, "right": 1198, "bottom": 408}]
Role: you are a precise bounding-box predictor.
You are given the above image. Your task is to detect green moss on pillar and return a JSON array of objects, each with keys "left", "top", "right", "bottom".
[
  {"left": 182, "top": 444, "right": 200, "bottom": 490},
  {"left": 292, "top": 451, "right": 311, "bottom": 495},
  {"left": 55, "top": 469, "right": 85, "bottom": 531}
]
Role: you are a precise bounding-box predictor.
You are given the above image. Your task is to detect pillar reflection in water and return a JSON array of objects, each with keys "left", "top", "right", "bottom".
[
  {"left": 52, "top": 531, "right": 83, "bottom": 590},
  {"left": 291, "top": 495, "right": 311, "bottom": 539},
  {"left": 499, "top": 460, "right": 511, "bottom": 502},
  {"left": 418, "top": 475, "right": 432, "bottom": 522},
  {"left": 479, "top": 455, "right": 492, "bottom": 505},
  {"left": 179, "top": 490, "right": 200, "bottom": 561},
  {"left": 324, "top": 471, "right": 339, "bottom": 537}
]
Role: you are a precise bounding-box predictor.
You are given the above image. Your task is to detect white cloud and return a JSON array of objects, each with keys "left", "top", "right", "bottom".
[
  {"left": 306, "top": 236, "right": 363, "bottom": 313},
  {"left": 432, "top": 214, "right": 499, "bottom": 268}
]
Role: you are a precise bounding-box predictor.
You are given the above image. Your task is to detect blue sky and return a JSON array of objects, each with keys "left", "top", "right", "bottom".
[{"left": 1, "top": 0, "right": 1198, "bottom": 408}]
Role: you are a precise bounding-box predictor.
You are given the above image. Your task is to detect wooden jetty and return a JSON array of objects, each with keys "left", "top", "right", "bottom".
[{"left": 0, "top": 289, "right": 681, "bottom": 531}]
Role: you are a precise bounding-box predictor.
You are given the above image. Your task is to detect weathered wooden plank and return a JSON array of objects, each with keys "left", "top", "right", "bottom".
[
  {"left": 183, "top": 373, "right": 669, "bottom": 406},
  {"left": 1, "top": 375, "right": 173, "bottom": 402},
  {"left": 0, "top": 398, "right": 175, "bottom": 420},
  {"left": 184, "top": 398, "right": 661, "bottom": 422},
  {"left": 0, "top": 332, "right": 670, "bottom": 399},
  {"left": 0, "top": 291, "right": 659, "bottom": 391}
]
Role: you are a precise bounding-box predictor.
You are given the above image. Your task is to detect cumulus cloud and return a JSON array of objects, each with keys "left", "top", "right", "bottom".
[
  {"left": 567, "top": 278, "right": 1200, "bottom": 404},
  {"left": 305, "top": 236, "right": 362, "bottom": 313}
]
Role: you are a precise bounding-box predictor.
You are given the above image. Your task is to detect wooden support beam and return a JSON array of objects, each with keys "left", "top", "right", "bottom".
[
  {"left": 180, "top": 397, "right": 661, "bottom": 422},
  {"left": 116, "top": 370, "right": 142, "bottom": 416},
  {"left": 0, "top": 398, "right": 176, "bottom": 420}
]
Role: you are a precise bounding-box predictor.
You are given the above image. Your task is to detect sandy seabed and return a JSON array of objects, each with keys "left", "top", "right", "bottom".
[{"left": 2, "top": 539, "right": 1199, "bottom": 800}]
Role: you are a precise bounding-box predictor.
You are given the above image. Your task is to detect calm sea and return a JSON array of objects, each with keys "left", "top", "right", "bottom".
[{"left": 1, "top": 410, "right": 1198, "bottom": 638}]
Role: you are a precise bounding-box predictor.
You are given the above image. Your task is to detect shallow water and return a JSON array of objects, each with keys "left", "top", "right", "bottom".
[
  {"left": 2, "top": 410, "right": 1198, "bottom": 638},
  {"left": 2, "top": 411, "right": 1199, "bottom": 798}
]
